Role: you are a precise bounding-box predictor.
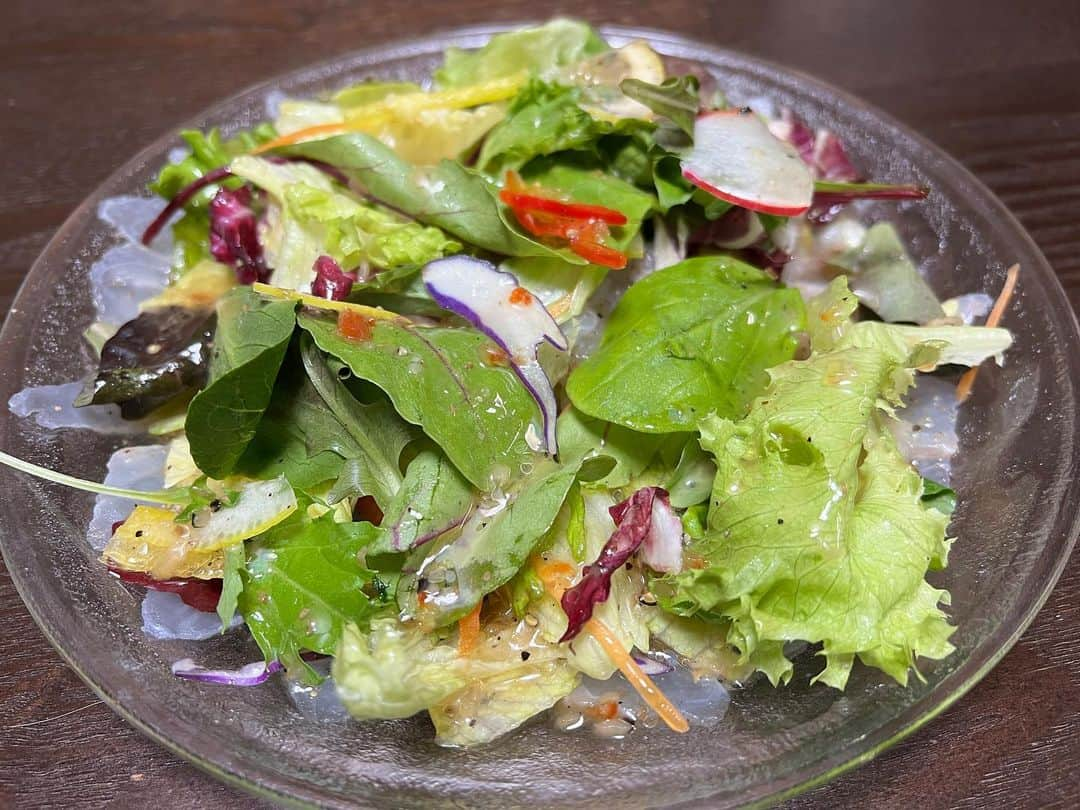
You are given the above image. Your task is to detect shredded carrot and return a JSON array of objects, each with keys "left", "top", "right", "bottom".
[
  {"left": 532, "top": 557, "right": 689, "bottom": 734},
  {"left": 956, "top": 263, "right": 1020, "bottom": 403},
  {"left": 252, "top": 122, "right": 350, "bottom": 154},
  {"left": 457, "top": 601, "right": 482, "bottom": 656},
  {"left": 584, "top": 616, "right": 690, "bottom": 734}
]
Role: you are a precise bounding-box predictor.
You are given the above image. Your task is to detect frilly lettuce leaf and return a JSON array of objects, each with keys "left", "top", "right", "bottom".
[
  {"left": 435, "top": 19, "right": 608, "bottom": 89},
  {"left": 831, "top": 222, "right": 944, "bottom": 324},
  {"left": 657, "top": 308, "right": 981, "bottom": 688},
  {"left": 334, "top": 615, "right": 578, "bottom": 745},
  {"left": 229, "top": 155, "right": 459, "bottom": 290}
]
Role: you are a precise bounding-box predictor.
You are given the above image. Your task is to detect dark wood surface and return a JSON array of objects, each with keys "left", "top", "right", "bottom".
[{"left": 1, "top": 1, "right": 1078, "bottom": 807}]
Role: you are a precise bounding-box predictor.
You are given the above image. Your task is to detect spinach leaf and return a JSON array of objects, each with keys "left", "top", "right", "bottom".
[
  {"left": 287, "top": 134, "right": 577, "bottom": 261},
  {"left": 620, "top": 75, "right": 700, "bottom": 137},
  {"left": 185, "top": 287, "right": 297, "bottom": 478},
  {"left": 239, "top": 506, "right": 385, "bottom": 682},
  {"left": 566, "top": 256, "right": 806, "bottom": 433},
  {"left": 370, "top": 446, "right": 475, "bottom": 554},
  {"left": 299, "top": 311, "right": 538, "bottom": 490},
  {"left": 75, "top": 306, "right": 215, "bottom": 419}
]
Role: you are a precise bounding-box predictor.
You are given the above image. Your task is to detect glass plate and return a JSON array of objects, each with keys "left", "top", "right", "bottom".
[{"left": 1, "top": 24, "right": 1078, "bottom": 809}]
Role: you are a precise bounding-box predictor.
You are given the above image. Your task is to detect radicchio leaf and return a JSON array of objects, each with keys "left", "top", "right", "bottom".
[
  {"left": 109, "top": 566, "right": 223, "bottom": 612},
  {"left": 560, "top": 487, "right": 660, "bottom": 642},
  {"left": 75, "top": 306, "right": 216, "bottom": 419},
  {"left": 311, "top": 255, "right": 357, "bottom": 301},
  {"left": 209, "top": 185, "right": 271, "bottom": 284}
]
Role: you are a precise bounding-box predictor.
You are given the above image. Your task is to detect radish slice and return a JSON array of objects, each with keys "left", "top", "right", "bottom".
[
  {"left": 423, "top": 256, "right": 567, "bottom": 455},
  {"left": 172, "top": 658, "right": 282, "bottom": 686},
  {"left": 682, "top": 109, "right": 814, "bottom": 216}
]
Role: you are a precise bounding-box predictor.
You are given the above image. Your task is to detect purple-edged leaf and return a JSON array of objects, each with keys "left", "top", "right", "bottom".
[{"left": 422, "top": 255, "right": 567, "bottom": 454}]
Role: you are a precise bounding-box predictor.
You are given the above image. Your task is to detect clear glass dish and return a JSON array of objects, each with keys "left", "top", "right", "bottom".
[{"left": 1, "top": 24, "right": 1077, "bottom": 809}]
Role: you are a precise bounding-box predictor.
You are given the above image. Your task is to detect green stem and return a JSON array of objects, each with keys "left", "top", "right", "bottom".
[{"left": 0, "top": 450, "right": 189, "bottom": 506}]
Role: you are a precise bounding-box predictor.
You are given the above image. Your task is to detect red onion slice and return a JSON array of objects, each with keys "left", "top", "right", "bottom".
[
  {"left": 422, "top": 256, "right": 567, "bottom": 454},
  {"left": 171, "top": 658, "right": 282, "bottom": 686}
]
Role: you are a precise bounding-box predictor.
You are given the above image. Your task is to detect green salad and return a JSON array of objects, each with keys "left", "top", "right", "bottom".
[{"left": 5, "top": 19, "right": 1018, "bottom": 746}]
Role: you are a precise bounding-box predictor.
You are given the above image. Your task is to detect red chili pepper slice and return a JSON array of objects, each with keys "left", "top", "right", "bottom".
[{"left": 500, "top": 190, "right": 628, "bottom": 226}]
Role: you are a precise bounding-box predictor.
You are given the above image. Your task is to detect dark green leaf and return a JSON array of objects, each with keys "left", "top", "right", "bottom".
[
  {"left": 217, "top": 543, "right": 245, "bottom": 631},
  {"left": 566, "top": 256, "right": 806, "bottom": 433},
  {"left": 185, "top": 287, "right": 297, "bottom": 478},
  {"left": 620, "top": 75, "right": 700, "bottom": 137},
  {"left": 921, "top": 477, "right": 957, "bottom": 516},
  {"left": 76, "top": 306, "right": 215, "bottom": 419}
]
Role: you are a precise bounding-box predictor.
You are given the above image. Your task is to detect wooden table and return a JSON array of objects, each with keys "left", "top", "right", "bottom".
[{"left": 1, "top": 2, "right": 1077, "bottom": 807}]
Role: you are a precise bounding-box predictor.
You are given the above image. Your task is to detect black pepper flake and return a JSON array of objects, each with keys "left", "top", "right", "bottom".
[
  {"left": 520, "top": 651, "right": 531, "bottom": 661},
  {"left": 209, "top": 499, "right": 222, "bottom": 512},
  {"left": 777, "top": 518, "right": 784, "bottom": 525},
  {"left": 625, "top": 562, "right": 633, "bottom": 570},
  {"left": 134, "top": 530, "right": 144, "bottom": 538}
]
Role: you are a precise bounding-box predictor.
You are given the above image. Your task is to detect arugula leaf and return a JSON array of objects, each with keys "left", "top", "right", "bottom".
[
  {"left": 398, "top": 454, "right": 583, "bottom": 627},
  {"left": 299, "top": 311, "right": 538, "bottom": 489},
  {"left": 831, "top": 222, "right": 944, "bottom": 324},
  {"left": 434, "top": 19, "right": 608, "bottom": 88},
  {"left": 566, "top": 256, "right": 806, "bottom": 433},
  {"left": 75, "top": 305, "right": 215, "bottom": 419},
  {"left": 240, "top": 506, "right": 384, "bottom": 681},
  {"left": 620, "top": 76, "right": 700, "bottom": 136},
  {"left": 370, "top": 446, "right": 474, "bottom": 554},
  {"left": 217, "top": 542, "right": 245, "bottom": 631},
  {"left": 286, "top": 134, "right": 579, "bottom": 262},
  {"left": 185, "top": 287, "right": 298, "bottom": 478},
  {"left": 658, "top": 322, "right": 959, "bottom": 689}
]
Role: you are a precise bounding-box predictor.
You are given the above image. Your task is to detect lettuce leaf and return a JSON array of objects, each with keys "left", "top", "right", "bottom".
[
  {"left": 567, "top": 256, "right": 806, "bottom": 433},
  {"left": 229, "top": 156, "right": 459, "bottom": 291},
  {"left": 435, "top": 19, "right": 608, "bottom": 88},
  {"left": 334, "top": 615, "right": 579, "bottom": 745},
  {"left": 287, "top": 134, "right": 581, "bottom": 262},
  {"left": 658, "top": 318, "right": 978, "bottom": 688}
]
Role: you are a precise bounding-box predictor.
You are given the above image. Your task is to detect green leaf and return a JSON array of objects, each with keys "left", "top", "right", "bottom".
[
  {"left": 434, "top": 19, "right": 608, "bottom": 88},
  {"left": 658, "top": 323, "right": 962, "bottom": 689},
  {"left": 519, "top": 157, "right": 657, "bottom": 252},
  {"left": 477, "top": 81, "right": 601, "bottom": 173},
  {"left": 921, "top": 477, "right": 957, "bottom": 516},
  {"left": 831, "top": 222, "right": 944, "bottom": 324},
  {"left": 230, "top": 156, "right": 459, "bottom": 290},
  {"left": 566, "top": 256, "right": 806, "bottom": 433},
  {"left": 299, "top": 335, "right": 412, "bottom": 507},
  {"left": 330, "top": 80, "right": 422, "bottom": 107},
  {"left": 287, "top": 134, "right": 579, "bottom": 261},
  {"left": 620, "top": 75, "right": 700, "bottom": 136},
  {"left": 666, "top": 436, "right": 716, "bottom": 508},
  {"left": 298, "top": 311, "right": 538, "bottom": 490},
  {"left": 239, "top": 506, "right": 384, "bottom": 682},
  {"left": 398, "top": 454, "right": 583, "bottom": 627},
  {"left": 565, "top": 482, "right": 587, "bottom": 563},
  {"left": 217, "top": 542, "right": 245, "bottom": 632},
  {"left": 556, "top": 406, "right": 668, "bottom": 488},
  {"left": 185, "top": 288, "right": 297, "bottom": 478},
  {"left": 369, "top": 446, "right": 475, "bottom": 554}
]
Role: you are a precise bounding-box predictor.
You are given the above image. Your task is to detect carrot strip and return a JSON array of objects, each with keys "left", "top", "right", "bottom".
[
  {"left": 457, "top": 601, "right": 482, "bottom": 656},
  {"left": 956, "top": 263, "right": 1020, "bottom": 403},
  {"left": 252, "top": 122, "right": 350, "bottom": 154},
  {"left": 532, "top": 558, "right": 689, "bottom": 734}
]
